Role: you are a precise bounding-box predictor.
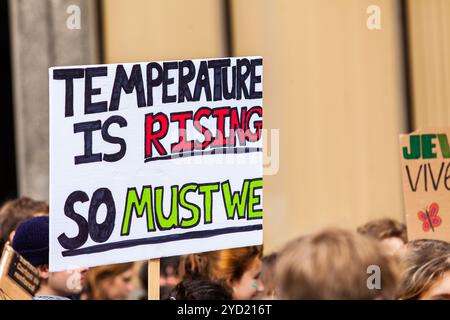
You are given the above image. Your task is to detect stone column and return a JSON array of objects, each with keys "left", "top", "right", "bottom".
[{"left": 9, "top": 0, "right": 100, "bottom": 200}]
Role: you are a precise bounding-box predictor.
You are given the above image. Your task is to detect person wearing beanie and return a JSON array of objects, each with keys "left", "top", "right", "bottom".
[{"left": 12, "top": 216, "right": 88, "bottom": 300}]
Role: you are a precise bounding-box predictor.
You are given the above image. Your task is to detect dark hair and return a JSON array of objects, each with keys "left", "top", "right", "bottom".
[
  {"left": 0, "top": 197, "right": 49, "bottom": 250},
  {"left": 406, "top": 239, "right": 450, "bottom": 256},
  {"left": 161, "top": 256, "right": 180, "bottom": 278},
  {"left": 398, "top": 239, "right": 450, "bottom": 299},
  {"left": 139, "top": 257, "right": 180, "bottom": 288},
  {"left": 357, "top": 218, "right": 407, "bottom": 243},
  {"left": 168, "top": 279, "right": 232, "bottom": 300},
  {"left": 139, "top": 261, "right": 148, "bottom": 293},
  {"left": 138, "top": 257, "right": 181, "bottom": 300}
]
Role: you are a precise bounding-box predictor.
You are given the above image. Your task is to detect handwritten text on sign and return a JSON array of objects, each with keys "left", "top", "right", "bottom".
[
  {"left": 400, "top": 129, "right": 450, "bottom": 242},
  {"left": 49, "top": 57, "right": 263, "bottom": 271}
]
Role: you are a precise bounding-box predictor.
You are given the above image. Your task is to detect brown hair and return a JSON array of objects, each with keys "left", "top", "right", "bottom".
[
  {"left": 83, "top": 263, "right": 134, "bottom": 300},
  {"left": 0, "top": 197, "right": 49, "bottom": 249},
  {"left": 275, "top": 228, "right": 401, "bottom": 300},
  {"left": 398, "top": 239, "right": 450, "bottom": 300},
  {"left": 357, "top": 218, "right": 407, "bottom": 243},
  {"left": 180, "top": 246, "right": 262, "bottom": 287},
  {"left": 256, "top": 252, "right": 278, "bottom": 299}
]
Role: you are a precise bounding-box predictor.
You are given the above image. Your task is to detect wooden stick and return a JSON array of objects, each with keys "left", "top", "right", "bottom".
[{"left": 148, "top": 258, "right": 160, "bottom": 300}]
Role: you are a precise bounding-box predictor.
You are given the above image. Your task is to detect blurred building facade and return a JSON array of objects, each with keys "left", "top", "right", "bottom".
[{"left": 2, "top": 0, "right": 449, "bottom": 251}]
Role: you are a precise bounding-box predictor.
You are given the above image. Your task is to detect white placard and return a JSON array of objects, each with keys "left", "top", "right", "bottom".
[{"left": 49, "top": 57, "right": 263, "bottom": 271}]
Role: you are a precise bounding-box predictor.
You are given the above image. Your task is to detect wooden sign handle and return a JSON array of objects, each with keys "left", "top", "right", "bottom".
[{"left": 148, "top": 258, "right": 160, "bottom": 300}]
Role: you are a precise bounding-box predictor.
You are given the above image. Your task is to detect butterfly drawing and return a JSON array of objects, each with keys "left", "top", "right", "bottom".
[{"left": 417, "top": 202, "right": 442, "bottom": 232}]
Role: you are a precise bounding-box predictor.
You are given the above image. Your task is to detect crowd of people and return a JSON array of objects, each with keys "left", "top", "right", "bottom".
[{"left": 1, "top": 197, "right": 449, "bottom": 300}]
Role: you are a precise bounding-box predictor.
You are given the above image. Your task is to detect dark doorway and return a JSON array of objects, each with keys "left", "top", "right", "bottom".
[{"left": 0, "top": 0, "right": 17, "bottom": 204}]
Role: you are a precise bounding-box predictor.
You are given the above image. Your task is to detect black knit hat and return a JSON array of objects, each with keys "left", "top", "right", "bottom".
[{"left": 12, "top": 216, "right": 49, "bottom": 267}]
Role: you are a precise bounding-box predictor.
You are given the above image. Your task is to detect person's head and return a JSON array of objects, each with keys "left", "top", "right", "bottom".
[
  {"left": 404, "top": 239, "right": 450, "bottom": 258},
  {"left": 12, "top": 215, "right": 87, "bottom": 297},
  {"left": 180, "top": 246, "right": 264, "bottom": 299},
  {"left": 0, "top": 197, "right": 48, "bottom": 250},
  {"left": 161, "top": 256, "right": 181, "bottom": 286},
  {"left": 275, "top": 228, "right": 401, "bottom": 300},
  {"left": 255, "top": 252, "right": 278, "bottom": 299},
  {"left": 83, "top": 263, "right": 135, "bottom": 300},
  {"left": 168, "top": 279, "right": 232, "bottom": 300},
  {"left": 357, "top": 218, "right": 407, "bottom": 255},
  {"left": 138, "top": 258, "right": 181, "bottom": 300},
  {"left": 398, "top": 239, "right": 450, "bottom": 300}
]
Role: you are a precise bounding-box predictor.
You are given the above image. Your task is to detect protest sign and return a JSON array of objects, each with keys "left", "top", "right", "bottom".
[
  {"left": 0, "top": 244, "right": 40, "bottom": 300},
  {"left": 400, "top": 128, "right": 450, "bottom": 242},
  {"left": 49, "top": 57, "right": 263, "bottom": 271}
]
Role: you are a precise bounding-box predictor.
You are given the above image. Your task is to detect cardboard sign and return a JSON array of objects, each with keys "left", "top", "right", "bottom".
[
  {"left": 0, "top": 244, "right": 40, "bottom": 300},
  {"left": 49, "top": 57, "right": 263, "bottom": 271},
  {"left": 400, "top": 129, "right": 450, "bottom": 242}
]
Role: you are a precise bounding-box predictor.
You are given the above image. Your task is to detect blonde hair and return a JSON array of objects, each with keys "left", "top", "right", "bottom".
[
  {"left": 180, "top": 246, "right": 262, "bottom": 287},
  {"left": 398, "top": 240, "right": 450, "bottom": 300},
  {"left": 83, "top": 263, "right": 134, "bottom": 300},
  {"left": 275, "top": 228, "right": 401, "bottom": 300}
]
